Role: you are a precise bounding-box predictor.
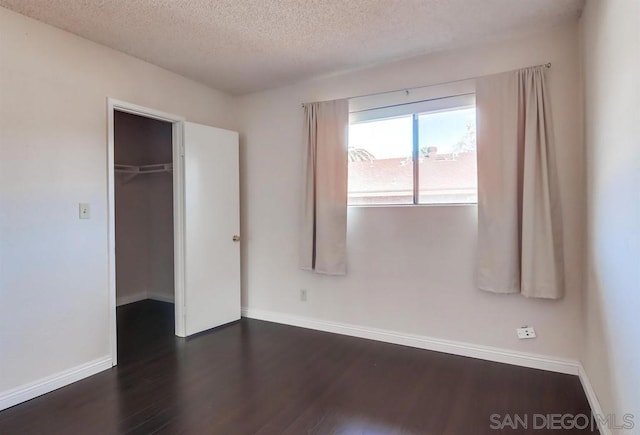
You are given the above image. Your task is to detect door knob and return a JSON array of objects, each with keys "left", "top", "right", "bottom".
[{"left": 232, "top": 235, "right": 241, "bottom": 242}]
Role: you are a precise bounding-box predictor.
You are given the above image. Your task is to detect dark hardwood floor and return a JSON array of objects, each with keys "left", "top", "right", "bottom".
[{"left": 1, "top": 300, "right": 597, "bottom": 434}]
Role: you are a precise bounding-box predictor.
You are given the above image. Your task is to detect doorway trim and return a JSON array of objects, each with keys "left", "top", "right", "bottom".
[{"left": 107, "top": 98, "right": 186, "bottom": 366}]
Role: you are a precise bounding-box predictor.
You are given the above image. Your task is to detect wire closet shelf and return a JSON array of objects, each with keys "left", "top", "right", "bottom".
[{"left": 115, "top": 163, "right": 172, "bottom": 183}]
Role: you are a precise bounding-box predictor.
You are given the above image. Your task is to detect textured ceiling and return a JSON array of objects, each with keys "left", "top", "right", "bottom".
[{"left": 0, "top": 0, "right": 584, "bottom": 95}]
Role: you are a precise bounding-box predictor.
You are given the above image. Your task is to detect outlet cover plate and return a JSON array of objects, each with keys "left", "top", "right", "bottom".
[
  {"left": 517, "top": 326, "right": 536, "bottom": 339},
  {"left": 79, "top": 203, "right": 91, "bottom": 219}
]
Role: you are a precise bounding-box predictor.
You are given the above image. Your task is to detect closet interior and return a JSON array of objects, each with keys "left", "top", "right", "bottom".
[{"left": 114, "top": 110, "right": 175, "bottom": 361}]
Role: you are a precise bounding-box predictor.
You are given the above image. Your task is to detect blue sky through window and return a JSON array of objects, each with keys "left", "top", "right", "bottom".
[{"left": 348, "top": 107, "right": 475, "bottom": 159}]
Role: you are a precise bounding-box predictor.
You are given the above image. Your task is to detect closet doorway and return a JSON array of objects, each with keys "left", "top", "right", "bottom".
[
  {"left": 107, "top": 99, "right": 241, "bottom": 366},
  {"left": 114, "top": 109, "right": 175, "bottom": 363}
]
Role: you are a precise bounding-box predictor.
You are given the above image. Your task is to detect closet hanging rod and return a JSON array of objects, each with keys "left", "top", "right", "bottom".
[
  {"left": 300, "top": 62, "right": 551, "bottom": 108},
  {"left": 115, "top": 163, "right": 172, "bottom": 183},
  {"left": 115, "top": 163, "right": 173, "bottom": 174}
]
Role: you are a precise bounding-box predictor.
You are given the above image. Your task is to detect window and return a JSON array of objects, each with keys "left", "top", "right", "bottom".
[{"left": 348, "top": 94, "right": 477, "bottom": 206}]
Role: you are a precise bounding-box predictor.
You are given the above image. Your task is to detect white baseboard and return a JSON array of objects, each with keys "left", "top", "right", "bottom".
[
  {"left": 578, "top": 363, "right": 611, "bottom": 435},
  {"left": 0, "top": 356, "right": 112, "bottom": 411},
  {"left": 148, "top": 293, "right": 175, "bottom": 303},
  {"left": 116, "top": 291, "right": 147, "bottom": 306},
  {"left": 241, "top": 307, "right": 579, "bottom": 375},
  {"left": 117, "top": 292, "right": 174, "bottom": 306}
]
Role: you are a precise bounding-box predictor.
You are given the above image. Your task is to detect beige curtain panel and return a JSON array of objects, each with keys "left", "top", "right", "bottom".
[
  {"left": 476, "top": 66, "right": 564, "bottom": 299},
  {"left": 300, "top": 99, "right": 349, "bottom": 275}
]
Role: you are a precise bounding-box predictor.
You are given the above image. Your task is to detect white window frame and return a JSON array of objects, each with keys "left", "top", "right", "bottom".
[{"left": 347, "top": 80, "right": 477, "bottom": 207}]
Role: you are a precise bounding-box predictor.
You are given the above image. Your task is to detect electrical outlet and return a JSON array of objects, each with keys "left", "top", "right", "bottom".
[
  {"left": 300, "top": 289, "right": 307, "bottom": 302},
  {"left": 79, "top": 203, "right": 91, "bottom": 219},
  {"left": 516, "top": 326, "right": 536, "bottom": 339}
]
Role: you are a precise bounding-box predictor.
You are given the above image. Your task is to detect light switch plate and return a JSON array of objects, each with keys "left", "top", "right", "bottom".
[{"left": 79, "top": 203, "right": 90, "bottom": 219}]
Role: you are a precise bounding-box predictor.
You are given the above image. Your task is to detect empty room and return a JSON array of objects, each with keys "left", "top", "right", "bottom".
[{"left": 0, "top": 0, "right": 638, "bottom": 434}]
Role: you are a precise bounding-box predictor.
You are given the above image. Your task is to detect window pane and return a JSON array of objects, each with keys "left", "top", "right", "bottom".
[
  {"left": 348, "top": 116, "right": 413, "bottom": 205},
  {"left": 418, "top": 107, "right": 477, "bottom": 204}
]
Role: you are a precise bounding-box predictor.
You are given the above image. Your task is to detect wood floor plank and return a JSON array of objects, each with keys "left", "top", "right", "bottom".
[{"left": 0, "top": 300, "right": 597, "bottom": 434}]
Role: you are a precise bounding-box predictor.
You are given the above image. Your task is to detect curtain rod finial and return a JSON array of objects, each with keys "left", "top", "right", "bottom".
[{"left": 546, "top": 62, "right": 551, "bottom": 68}]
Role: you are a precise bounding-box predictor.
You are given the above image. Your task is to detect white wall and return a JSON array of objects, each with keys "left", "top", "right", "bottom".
[
  {"left": 147, "top": 174, "right": 175, "bottom": 302},
  {"left": 580, "top": 0, "right": 640, "bottom": 425},
  {"left": 0, "top": 7, "right": 236, "bottom": 393},
  {"left": 115, "top": 175, "right": 152, "bottom": 302},
  {"left": 237, "top": 23, "right": 585, "bottom": 359},
  {"left": 114, "top": 174, "right": 174, "bottom": 305}
]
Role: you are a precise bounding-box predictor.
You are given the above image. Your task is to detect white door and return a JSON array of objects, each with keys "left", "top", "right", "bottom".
[{"left": 183, "top": 122, "right": 240, "bottom": 336}]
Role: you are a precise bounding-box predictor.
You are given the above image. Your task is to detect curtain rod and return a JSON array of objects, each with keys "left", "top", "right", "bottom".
[{"left": 301, "top": 62, "right": 551, "bottom": 108}]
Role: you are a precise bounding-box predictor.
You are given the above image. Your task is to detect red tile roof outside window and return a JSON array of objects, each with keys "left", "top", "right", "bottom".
[{"left": 348, "top": 151, "right": 477, "bottom": 205}]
